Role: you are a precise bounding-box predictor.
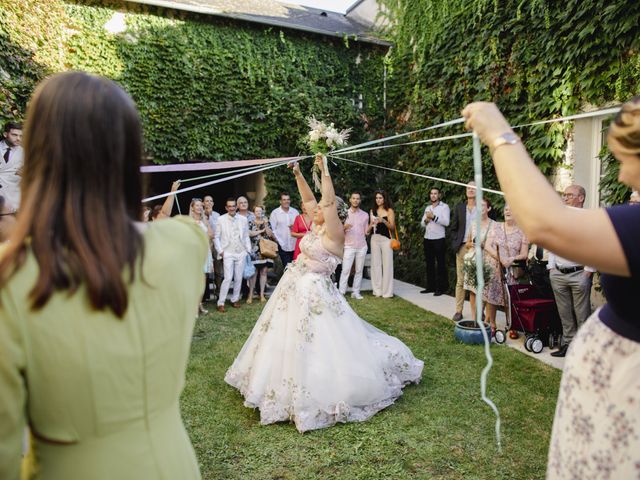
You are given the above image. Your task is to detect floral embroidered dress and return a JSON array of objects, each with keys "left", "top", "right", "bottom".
[
  {"left": 225, "top": 226, "right": 424, "bottom": 432},
  {"left": 463, "top": 219, "right": 506, "bottom": 306}
]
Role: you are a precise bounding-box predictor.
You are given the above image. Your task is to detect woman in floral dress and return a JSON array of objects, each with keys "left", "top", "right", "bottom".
[
  {"left": 464, "top": 198, "right": 505, "bottom": 334},
  {"left": 247, "top": 205, "right": 275, "bottom": 303}
]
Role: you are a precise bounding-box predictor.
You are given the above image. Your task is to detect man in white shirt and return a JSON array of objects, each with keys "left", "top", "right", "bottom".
[
  {"left": 204, "top": 195, "right": 222, "bottom": 298},
  {"left": 0, "top": 122, "right": 23, "bottom": 210},
  {"left": 269, "top": 192, "right": 299, "bottom": 267},
  {"left": 214, "top": 198, "right": 251, "bottom": 313},
  {"left": 420, "top": 187, "right": 450, "bottom": 296},
  {"left": 339, "top": 192, "right": 370, "bottom": 299},
  {"left": 549, "top": 184, "right": 593, "bottom": 357}
]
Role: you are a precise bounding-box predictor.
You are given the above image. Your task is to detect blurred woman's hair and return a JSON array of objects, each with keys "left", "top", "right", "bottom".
[{"left": 0, "top": 72, "right": 144, "bottom": 317}]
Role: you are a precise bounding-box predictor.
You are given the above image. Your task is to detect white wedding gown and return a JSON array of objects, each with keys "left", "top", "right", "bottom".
[{"left": 225, "top": 227, "right": 424, "bottom": 432}]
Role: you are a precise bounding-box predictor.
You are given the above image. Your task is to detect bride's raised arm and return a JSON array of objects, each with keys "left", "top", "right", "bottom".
[
  {"left": 291, "top": 161, "right": 317, "bottom": 214},
  {"left": 314, "top": 154, "right": 345, "bottom": 245}
]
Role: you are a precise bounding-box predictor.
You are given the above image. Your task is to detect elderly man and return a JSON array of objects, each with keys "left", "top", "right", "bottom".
[
  {"left": 0, "top": 122, "right": 23, "bottom": 210},
  {"left": 549, "top": 184, "right": 594, "bottom": 357},
  {"left": 214, "top": 198, "right": 251, "bottom": 313},
  {"left": 269, "top": 192, "right": 299, "bottom": 268}
]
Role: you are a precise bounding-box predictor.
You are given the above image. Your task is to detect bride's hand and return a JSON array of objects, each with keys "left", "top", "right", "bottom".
[
  {"left": 289, "top": 161, "right": 301, "bottom": 176},
  {"left": 461, "top": 102, "right": 513, "bottom": 146},
  {"left": 314, "top": 153, "right": 325, "bottom": 173}
]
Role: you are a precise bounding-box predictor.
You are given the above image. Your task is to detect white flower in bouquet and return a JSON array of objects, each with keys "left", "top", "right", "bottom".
[{"left": 305, "top": 116, "right": 351, "bottom": 190}]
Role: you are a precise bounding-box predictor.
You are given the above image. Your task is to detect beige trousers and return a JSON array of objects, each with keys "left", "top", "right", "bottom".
[{"left": 370, "top": 234, "right": 394, "bottom": 297}]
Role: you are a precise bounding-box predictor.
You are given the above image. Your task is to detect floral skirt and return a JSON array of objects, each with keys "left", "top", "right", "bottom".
[
  {"left": 224, "top": 262, "right": 423, "bottom": 432},
  {"left": 546, "top": 310, "right": 640, "bottom": 479}
]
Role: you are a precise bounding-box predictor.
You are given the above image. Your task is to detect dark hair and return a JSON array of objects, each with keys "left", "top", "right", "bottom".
[
  {"left": 350, "top": 191, "right": 362, "bottom": 198},
  {"left": 0, "top": 72, "right": 144, "bottom": 317},
  {"left": 279, "top": 192, "right": 290, "bottom": 200},
  {"left": 225, "top": 197, "right": 236, "bottom": 206},
  {"left": 373, "top": 189, "right": 393, "bottom": 210},
  {"left": 150, "top": 205, "right": 163, "bottom": 221},
  {"left": 481, "top": 197, "right": 492, "bottom": 209},
  {"left": 4, "top": 122, "right": 22, "bottom": 133},
  {"left": 430, "top": 187, "right": 440, "bottom": 194}
]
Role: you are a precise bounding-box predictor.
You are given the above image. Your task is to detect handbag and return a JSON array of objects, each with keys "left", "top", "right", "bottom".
[
  {"left": 259, "top": 238, "right": 278, "bottom": 259},
  {"left": 243, "top": 254, "right": 256, "bottom": 279},
  {"left": 390, "top": 225, "right": 401, "bottom": 251}
]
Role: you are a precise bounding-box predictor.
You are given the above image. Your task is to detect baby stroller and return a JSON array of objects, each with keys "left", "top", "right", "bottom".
[{"left": 494, "top": 258, "right": 563, "bottom": 353}]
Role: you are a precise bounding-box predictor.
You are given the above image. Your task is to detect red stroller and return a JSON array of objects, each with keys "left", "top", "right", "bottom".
[{"left": 494, "top": 260, "right": 563, "bottom": 353}]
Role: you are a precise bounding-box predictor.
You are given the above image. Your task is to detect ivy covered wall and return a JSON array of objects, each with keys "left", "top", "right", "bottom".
[
  {"left": 0, "top": 0, "right": 387, "bottom": 209},
  {"left": 373, "top": 0, "right": 640, "bottom": 286}
]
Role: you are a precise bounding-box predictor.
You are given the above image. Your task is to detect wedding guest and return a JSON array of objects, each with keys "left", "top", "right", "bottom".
[
  {"left": 498, "top": 204, "right": 529, "bottom": 339},
  {"left": 339, "top": 191, "right": 369, "bottom": 299},
  {"left": 367, "top": 189, "right": 395, "bottom": 298},
  {"left": 204, "top": 195, "right": 223, "bottom": 298},
  {"left": 420, "top": 187, "right": 450, "bottom": 296},
  {"left": 247, "top": 205, "right": 275, "bottom": 303},
  {"left": 214, "top": 198, "right": 251, "bottom": 313},
  {"left": 189, "top": 198, "right": 214, "bottom": 314},
  {"left": 236, "top": 195, "right": 255, "bottom": 223},
  {"left": 463, "top": 198, "right": 505, "bottom": 334},
  {"left": 148, "top": 180, "right": 180, "bottom": 221},
  {"left": 0, "top": 121, "right": 23, "bottom": 210},
  {"left": 463, "top": 99, "right": 640, "bottom": 479},
  {"left": 291, "top": 202, "right": 312, "bottom": 260},
  {"left": 449, "top": 181, "right": 476, "bottom": 321},
  {"left": 270, "top": 192, "right": 299, "bottom": 267},
  {"left": 0, "top": 71, "right": 207, "bottom": 480}
]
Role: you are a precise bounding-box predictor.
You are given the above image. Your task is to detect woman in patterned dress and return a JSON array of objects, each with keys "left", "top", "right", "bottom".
[{"left": 246, "top": 205, "right": 275, "bottom": 303}]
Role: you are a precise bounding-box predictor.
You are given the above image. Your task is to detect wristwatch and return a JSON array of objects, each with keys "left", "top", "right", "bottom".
[{"left": 490, "top": 132, "right": 520, "bottom": 154}]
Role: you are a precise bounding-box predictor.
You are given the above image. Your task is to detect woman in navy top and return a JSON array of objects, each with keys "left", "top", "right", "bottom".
[{"left": 463, "top": 98, "right": 640, "bottom": 480}]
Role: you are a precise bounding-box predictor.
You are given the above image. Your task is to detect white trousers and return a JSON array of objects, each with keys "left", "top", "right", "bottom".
[
  {"left": 339, "top": 245, "right": 368, "bottom": 295},
  {"left": 370, "top": 234, "right": 394, "bottom": 297},
  {"left": 217, "top": 252, "right": 246, "bottom": 305}
]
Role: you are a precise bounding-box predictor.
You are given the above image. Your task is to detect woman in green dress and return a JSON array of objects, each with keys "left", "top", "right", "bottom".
[{"left": 0, "top": 72, "right": 208, "bottom": 480}]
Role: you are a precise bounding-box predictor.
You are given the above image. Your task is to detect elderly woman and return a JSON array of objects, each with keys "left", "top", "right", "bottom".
[
  {"left": 246, "top": 205, "right": 275, "bottom": 303},
  {"left": 463, "top": 98, "right": 640, "bottom": 479},
  {"left": 0, "top": 72, "right": 207, "bottom": 480},
  {"left": 225, "top": 155, "right": 422, "bottom": 432}
]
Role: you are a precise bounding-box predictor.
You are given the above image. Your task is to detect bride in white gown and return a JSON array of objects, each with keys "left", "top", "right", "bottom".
[{"left": 225, "top": 155, "right": 423, "bottom": 432}]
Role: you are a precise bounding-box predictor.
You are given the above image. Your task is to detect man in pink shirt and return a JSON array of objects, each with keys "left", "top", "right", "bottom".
[{"left": 339, "top": 192, "right": 370, "bottom": 299}]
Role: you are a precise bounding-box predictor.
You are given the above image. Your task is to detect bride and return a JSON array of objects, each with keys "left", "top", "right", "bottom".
[{"left": 225, "top": 155, "right": 423, "bottom": 432}]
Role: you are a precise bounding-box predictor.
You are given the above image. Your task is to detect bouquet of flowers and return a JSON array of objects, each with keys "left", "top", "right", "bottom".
[{"left": 306, "top": 116, "right": 351, "bottom": 190}]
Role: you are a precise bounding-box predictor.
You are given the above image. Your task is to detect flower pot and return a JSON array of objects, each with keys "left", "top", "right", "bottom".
[{"left": 454, "top": 319, "right": 492, "bottom": 345}]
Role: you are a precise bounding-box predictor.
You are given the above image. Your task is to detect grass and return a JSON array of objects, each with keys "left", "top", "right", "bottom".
[{"left": 181, "top": 294, "right": 561, "bottom": 480}]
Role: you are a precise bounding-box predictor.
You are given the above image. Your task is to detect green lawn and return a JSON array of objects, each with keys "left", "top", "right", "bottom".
[{"left": 182, "top": 294, "right": 561, "bottom": 480}]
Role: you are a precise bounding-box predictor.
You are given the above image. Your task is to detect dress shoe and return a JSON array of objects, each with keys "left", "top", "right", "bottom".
[
  {"left": 216, "top": 305, "right": 225, "bottom": 313},
  {"left": 434, "top": 291, "right": 443, "bottom": 296},
  {"left": 232, "top": 302, "right": 241, "bottom": 308},
  {"left": 420, "top": 289, "right": 434, "bottom": 294},
  {"left": 351, "top": 293, "right": 364, "bottom": 300},
  {"left": 452, "top": 312, "right": 463, "bottom": 322},
  {"left": 551, "top": 344, "right": 569, "bottom": 357}
]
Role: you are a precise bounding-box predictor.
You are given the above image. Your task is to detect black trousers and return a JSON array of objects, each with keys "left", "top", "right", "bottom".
[
  {"left": 423, "top": 238, "right": 448, "bottom": 293},
  {"left": 278, "top": 249, "right": 294, "bottom": 268}
]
